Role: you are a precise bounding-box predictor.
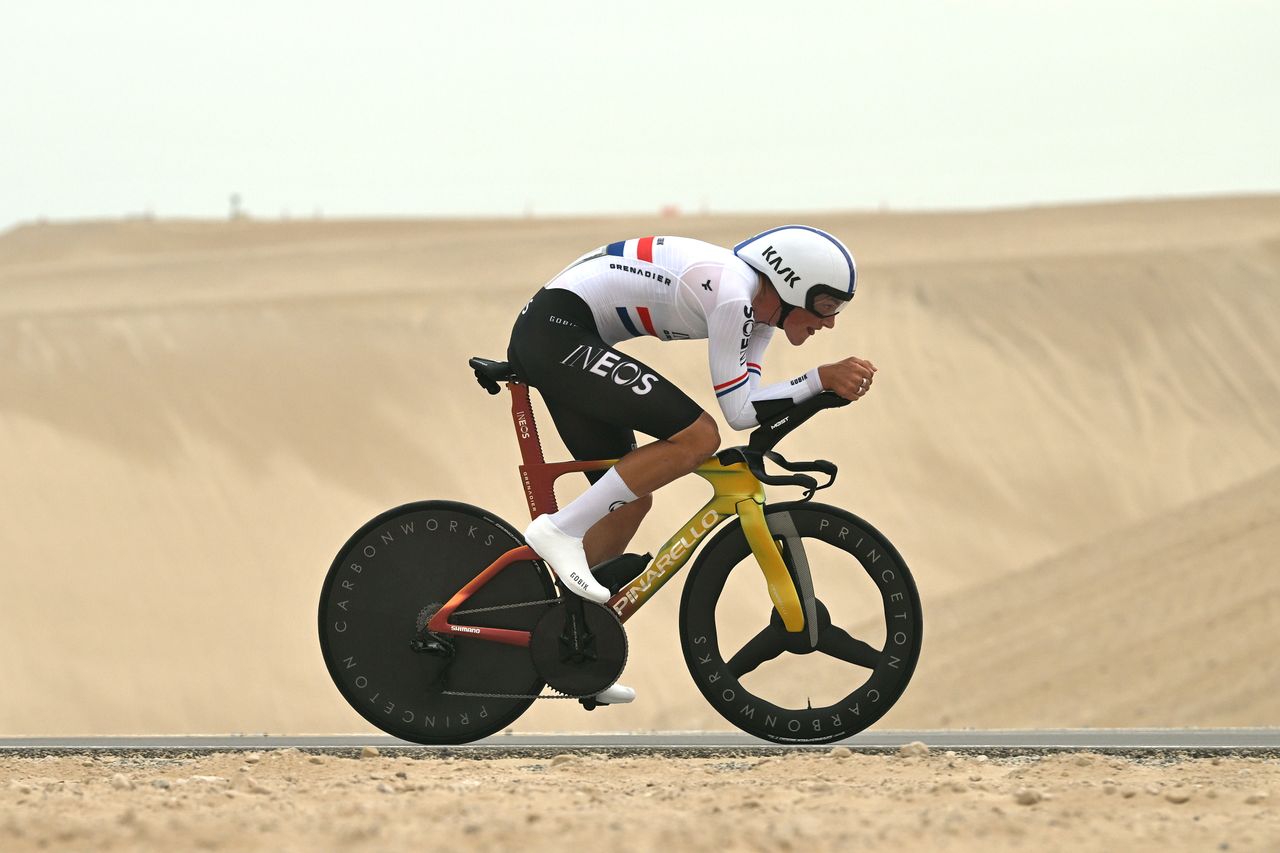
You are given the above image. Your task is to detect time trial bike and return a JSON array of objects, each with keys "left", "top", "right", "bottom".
[{"left": 318, "top": 357, "right": 922, "bottom": 744}]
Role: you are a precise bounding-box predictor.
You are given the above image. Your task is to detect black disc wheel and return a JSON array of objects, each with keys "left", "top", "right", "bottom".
[
  {"left": 318, "top": 501, "right": 556, "bottom": 745},
  {"left": 679, "top": 502, "right": 922, "bottom": 744}
]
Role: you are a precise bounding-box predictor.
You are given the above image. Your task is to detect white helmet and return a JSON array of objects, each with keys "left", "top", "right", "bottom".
[{"left": 734, "top": 225, "right": 856, "bottom": 318}]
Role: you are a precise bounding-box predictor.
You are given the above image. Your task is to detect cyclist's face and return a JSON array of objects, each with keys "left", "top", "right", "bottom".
[{"left": 783, "top": 306, "right": 836, "bottom": 345}]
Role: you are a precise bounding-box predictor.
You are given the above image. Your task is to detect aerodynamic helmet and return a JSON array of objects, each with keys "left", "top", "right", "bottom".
[{"left": 734, "top": 225, "right": 856, "bottom": 318}]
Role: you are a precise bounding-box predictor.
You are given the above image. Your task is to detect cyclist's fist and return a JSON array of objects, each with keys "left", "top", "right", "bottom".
[{"left": 818, "top": 357, "right": 877, "bottom": 401}]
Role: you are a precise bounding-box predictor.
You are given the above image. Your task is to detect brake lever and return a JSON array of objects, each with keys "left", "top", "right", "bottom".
[
  {"left": 754, "top": 468, "right": 820, "bottom": 495},
  {"left": 762, "top": 451, "right": 837, "bottom": 478},
  {"left": 762, "top": 451, "right": 839, "bottom": 497},
  {"left": 717, "top": 448, "right": 830, "bottom": 501}
]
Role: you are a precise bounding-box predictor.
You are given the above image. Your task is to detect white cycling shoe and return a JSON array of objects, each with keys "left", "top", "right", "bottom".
[
  {"left": 594, "top": 683, "right": 636, "bottom": 704},
  {"left": 524, "top": 514, "right": 611, "bottom": 604}
]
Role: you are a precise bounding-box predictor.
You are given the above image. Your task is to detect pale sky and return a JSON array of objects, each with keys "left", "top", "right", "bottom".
[{"left": 1, "top": 0, "right": 1277, "bottom": 229}]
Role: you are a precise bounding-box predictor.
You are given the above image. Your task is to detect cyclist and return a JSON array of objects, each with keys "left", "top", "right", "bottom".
[{"left": 507, "top": 225, "right": 876, "bottom": 704}]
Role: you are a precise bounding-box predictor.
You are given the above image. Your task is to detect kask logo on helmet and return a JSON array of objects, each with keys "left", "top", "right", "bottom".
[
  {"left": 760, "top": 246, "right": 801, "bottom": 287},
  {"left": 561, "top": 345, "right": 659, "bottom": 395}
]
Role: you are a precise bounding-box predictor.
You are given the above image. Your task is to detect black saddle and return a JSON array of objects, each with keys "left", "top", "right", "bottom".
[{"left": 469, "top": 357, "right": 519, "bottom": 395}]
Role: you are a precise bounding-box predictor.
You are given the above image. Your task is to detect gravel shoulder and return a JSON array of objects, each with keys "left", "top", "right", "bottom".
[{"left": 2, "top": 746, "right": 1276, "bottom": 851}]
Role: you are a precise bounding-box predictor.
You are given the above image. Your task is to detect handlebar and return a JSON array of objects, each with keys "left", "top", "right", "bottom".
[
  {"left": 716, "top": 391, "right": 851, "bottom": 500},
  {"left": 718, "top": 448, "right": 839, "bottom": 500}
]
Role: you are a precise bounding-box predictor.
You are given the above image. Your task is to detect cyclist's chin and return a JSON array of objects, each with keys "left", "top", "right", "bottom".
[{"left": 786, "top": 326, "right": 816, "bottom": 346}]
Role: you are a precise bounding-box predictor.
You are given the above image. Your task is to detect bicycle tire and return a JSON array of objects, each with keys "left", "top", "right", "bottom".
[
  {"left": 679, "top": 501, "right": 922, "bottom": 744},
  {"left": 318, "top": 500, "right": 555, "bottom": 745}
]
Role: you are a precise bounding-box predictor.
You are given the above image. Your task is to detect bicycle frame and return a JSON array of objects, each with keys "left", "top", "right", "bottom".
[{"left": 426, "top": 381, "right": 809, "bottom": 646}]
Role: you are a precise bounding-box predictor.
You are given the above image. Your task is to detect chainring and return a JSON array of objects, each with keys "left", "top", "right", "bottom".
[{"left": 530, "top": 600, "right": 628, "bottom": 697}]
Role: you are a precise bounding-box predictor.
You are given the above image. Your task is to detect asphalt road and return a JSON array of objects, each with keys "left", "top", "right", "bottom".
[{"left": 3, "top": 730, "right": 1278, "bottom": 758}]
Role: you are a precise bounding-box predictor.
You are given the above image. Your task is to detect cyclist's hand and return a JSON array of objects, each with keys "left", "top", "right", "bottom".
[{"left": 818, "top": 357, "right": 877, "bottom": 401}]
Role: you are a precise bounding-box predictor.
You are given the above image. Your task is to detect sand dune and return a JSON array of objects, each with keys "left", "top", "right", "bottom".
[
  {"left": 1, "top": 196, "right": 1278, "bottom": 734},
  {"left": 888, "top": 464, "right": 1280, "bottom": 729}
]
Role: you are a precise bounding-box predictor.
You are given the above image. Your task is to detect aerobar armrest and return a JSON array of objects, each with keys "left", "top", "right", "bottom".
[{"left": 747, "top": 391, "right": 850, "bottom": 452}]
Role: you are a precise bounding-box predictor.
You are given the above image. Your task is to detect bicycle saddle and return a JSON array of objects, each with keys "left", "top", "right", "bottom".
[{"left": 469, "top": 356, "right": 519, "bottom": 394}]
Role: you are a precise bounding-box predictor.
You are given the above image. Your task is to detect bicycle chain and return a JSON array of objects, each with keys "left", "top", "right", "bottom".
[
  {"left": 442, "top": 598, "right": 565, "bottom": 698},
  {"left": 452, "top": 598, "right": 560, "bottom": 616},
  {"left": 442, "top": 689, "right": 592, "bottom": 700},
  {"left": 442, "top": 597, "right": 617, "bottom": 699},
  {"left": 447, "top": 598, "right": 613, "bottom": 700}
]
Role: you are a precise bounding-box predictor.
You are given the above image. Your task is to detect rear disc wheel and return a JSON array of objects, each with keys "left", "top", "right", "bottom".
[{"left": 318, "top": 501, "right": 555, "bottom": 745}]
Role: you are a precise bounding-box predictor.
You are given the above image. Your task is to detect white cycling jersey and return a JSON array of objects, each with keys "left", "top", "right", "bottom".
[{"left": 546, "top": 235, "right": 823, "bottom": 430}]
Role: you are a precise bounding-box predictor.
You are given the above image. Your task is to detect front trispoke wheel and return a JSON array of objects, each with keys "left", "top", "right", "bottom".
[
  {"left": 816, "top": 624, "right": 881, "bottom": 668},
  {"left": 726, "top": 624, "right": 788, "bottom": 678},
  {"left": 680, "top": 502, "right": 923, "bottom": 744}
]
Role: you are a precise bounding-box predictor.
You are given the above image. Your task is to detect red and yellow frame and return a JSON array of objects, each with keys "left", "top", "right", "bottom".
[{"left": 426, "top": 382, "right": 808, "bottom": 646}]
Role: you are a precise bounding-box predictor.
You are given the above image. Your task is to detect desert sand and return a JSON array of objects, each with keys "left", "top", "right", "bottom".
[
  {"left": 2, "top": 746, "right": 1277, "bottom": 852},
  {"left": 2, "top": 196, "right": 1280, "bottom": 735}
]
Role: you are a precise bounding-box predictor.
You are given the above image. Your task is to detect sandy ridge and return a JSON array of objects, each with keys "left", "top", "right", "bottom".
[
  {"left": 889, "top": 465, "right": 1280, "bottom": 729},
  {"left": 1, "top": 196, "right": 1278, "bottom": 735}
]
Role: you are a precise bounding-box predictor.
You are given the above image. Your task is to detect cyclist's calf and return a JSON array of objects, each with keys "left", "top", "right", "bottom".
[{"left": 584, "top": 493, "right": 652, "bottom": 565}]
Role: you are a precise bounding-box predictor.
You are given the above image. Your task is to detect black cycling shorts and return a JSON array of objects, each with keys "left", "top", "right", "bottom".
[{"left": 507, "top": 288, "right": 704, "bottom": 480}]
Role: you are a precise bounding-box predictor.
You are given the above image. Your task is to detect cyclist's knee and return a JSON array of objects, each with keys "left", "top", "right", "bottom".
[{"left": 676, "top": 412, "right": 720, "bottom": 463}]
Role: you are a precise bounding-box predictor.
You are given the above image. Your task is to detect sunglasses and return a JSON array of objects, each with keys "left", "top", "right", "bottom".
[{"left": 808, "top": 291, "right": 851, "bottom": 318}]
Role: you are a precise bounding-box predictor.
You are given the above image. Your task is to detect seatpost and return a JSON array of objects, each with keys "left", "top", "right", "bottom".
[
  {"left": 507, "top": 382, "right": 558, "bottom": 518},
  {"left": 508, "top": 382, "right": 545, "bottom": 467}
]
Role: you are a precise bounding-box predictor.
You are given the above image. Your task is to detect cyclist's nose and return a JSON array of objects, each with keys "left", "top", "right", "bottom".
[{"left": 821, "top": 315, "right": 836, "bottom": 329}]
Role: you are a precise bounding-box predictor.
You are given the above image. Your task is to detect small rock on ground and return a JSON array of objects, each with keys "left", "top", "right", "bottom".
[{"left": 1015, "top": 788, "right": 1042, "bottom": 806}]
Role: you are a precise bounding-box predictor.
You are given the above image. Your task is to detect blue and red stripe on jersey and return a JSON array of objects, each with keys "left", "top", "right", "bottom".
[
  {"left": 615, "top": 306, "right": 659, "bottom": 338},
  {"left": 615, "top": 307, "right": 641, "bottom": 337},
  {"left": 636, "top": 306, "right": 658, "bottom": 336},
  {"left": 713, "top": 363, "right": 762, "bottom": 397},
  {"left": 714, "top": 370, "right": 751, "bottom": 398},
  {"left": 605, "top": 237, "right": 657, "bottom": 263}
]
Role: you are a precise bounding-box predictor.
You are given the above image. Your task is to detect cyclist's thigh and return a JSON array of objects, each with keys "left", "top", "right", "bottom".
[
  {"left": 510, "top": 291, "right": 703, "bottom": 443},
  {"left": 536, "top": 350, "right": 702, "bottom": 444},
  {"left": 541, "top": 403, "right": 635, "bottom": 485}
]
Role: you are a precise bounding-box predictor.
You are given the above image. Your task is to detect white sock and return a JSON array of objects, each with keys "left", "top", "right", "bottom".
[{"left": 549, "top": 467, "right": 641, "bottom": 539}]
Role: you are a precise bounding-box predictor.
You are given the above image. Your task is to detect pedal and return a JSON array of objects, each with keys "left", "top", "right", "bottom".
[
  {"left": 592, "top": 552, "right": 652, "bottom": 595},
  {"left": 578, "top": 697, "right": 600, "bottom": 711}
]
